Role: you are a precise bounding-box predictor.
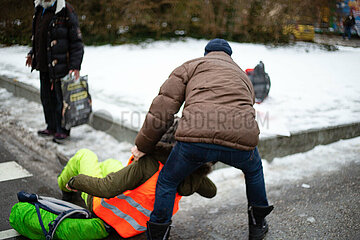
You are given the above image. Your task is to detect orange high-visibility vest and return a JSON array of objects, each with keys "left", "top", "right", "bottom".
[{"left": 92, "top": 157, "right": 182, "bottom": 238}]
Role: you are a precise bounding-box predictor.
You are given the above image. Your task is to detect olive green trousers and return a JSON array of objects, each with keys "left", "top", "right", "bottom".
[{"left": 57, "top": 149, "right": 124, "bottom": 206}]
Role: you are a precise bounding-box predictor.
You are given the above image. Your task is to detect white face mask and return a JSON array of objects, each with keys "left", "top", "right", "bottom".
[{"left": 40, "top": 0, "right": 56, "bottom": 9}]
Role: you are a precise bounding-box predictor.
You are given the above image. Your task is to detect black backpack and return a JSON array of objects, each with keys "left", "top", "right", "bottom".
[{"left": 246, "top": 61, "right": 271, "bottom": 103}]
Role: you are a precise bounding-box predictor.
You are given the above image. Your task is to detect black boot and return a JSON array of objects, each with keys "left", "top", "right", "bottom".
[
  {"left": 146, "top": 221, "right": 172, "bottom": 240},
  {"left": 248, "top": 205, "right": 274, "bottom": 240}
]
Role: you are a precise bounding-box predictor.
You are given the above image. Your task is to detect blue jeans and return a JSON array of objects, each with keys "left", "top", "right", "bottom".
[{"left": 150, "top": 141, "right": 269, "bottom": 223}]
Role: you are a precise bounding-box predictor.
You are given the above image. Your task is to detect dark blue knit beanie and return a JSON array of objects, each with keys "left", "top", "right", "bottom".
[{"left": 204, "top": 38, "right": 232, "bottom": 56}]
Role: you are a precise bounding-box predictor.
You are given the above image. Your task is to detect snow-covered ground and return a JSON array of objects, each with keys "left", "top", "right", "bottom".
[
  {"left": 0, "top": 88, "right": 132, "bottom": 164},
  {"left": 0, "top": 87, "right": 359, "bottom": 211},
  {"left": 1, "top": 40, "right": 359, "bottom": 239},
  {"left": 1, "top": 39, "right": 360, "bottom": 138},
  {"left": 181, "top": 135, "right": 360, "bottom": 212}
]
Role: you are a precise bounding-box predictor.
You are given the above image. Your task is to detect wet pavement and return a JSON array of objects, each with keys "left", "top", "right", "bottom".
[{"left": 0, "top": 111, "right": 359, "bottom": 239}]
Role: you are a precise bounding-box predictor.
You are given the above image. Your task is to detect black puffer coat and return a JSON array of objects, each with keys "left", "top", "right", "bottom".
[{"left": 29, "top": 1, "right": 84, "bottom": 80}]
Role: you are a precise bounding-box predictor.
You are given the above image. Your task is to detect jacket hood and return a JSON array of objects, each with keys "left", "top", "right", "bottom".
[{"left": 34, "top": 0, "right": 65, "bottom": 14}]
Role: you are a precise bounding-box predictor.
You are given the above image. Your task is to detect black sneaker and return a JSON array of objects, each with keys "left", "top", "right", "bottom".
[
  {"left": 37, "top": 129, "right": 55, "bottom": 137},
  {"left": 53, "top": 133, "right": 70, "bottom": 144}
]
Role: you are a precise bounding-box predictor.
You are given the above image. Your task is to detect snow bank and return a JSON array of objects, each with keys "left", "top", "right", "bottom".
[
  {"left": 1, "top": 87, "right": 359, "bottom": 211},
  {"left": 1, "top": 39, "right": 360, "bottom": 138}
]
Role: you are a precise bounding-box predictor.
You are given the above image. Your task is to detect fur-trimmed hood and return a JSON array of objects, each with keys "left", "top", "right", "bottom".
[{"left": 34, "top": 0, "right": 65, "bottom": 14}]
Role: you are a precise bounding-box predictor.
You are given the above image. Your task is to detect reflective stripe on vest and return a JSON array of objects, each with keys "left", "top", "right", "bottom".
[
  {"left": 100, "top": 198, "right": 147, "bottom": 231},
  {"left": 92, "top": 161, "right": 182, "bottom": 238},
  {"left": 116, "top": 194, "right": 152, "bottom": 217}
]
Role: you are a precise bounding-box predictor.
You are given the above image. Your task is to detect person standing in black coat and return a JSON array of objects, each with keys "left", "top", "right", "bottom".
[
  {"left": 343, "top": 13, "right": 356, "bottom": 40},
  {"left": 25, "top": 0, "right": 84, "bottom": 143}
]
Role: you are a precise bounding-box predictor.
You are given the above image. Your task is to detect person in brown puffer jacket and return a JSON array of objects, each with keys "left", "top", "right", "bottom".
[{"left": 131, "top": 39, "right": 273, "bottom": 240}]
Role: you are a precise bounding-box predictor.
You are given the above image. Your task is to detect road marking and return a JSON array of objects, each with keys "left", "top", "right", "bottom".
[
  {"left": 0, "top": 161, "right": 32, "bottom": 182},
  {"left": 0, "top": 229, "right": 20, "bottom": 239}
]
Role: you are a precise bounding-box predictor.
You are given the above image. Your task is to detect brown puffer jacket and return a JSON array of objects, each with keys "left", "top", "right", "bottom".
[{"left": 135, "top": 51, "right": 259, "bottom": 153}]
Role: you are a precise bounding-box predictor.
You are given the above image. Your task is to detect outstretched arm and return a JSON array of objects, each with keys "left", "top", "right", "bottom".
[
  {"left": 67, "top": 157, "right": 159, "bottom": 199},
  {"left": 66, "top": 4, "right": 84, "bottom": 79},
  {"left": 135, "top": 65, "right": 189, "bottom": 154}
]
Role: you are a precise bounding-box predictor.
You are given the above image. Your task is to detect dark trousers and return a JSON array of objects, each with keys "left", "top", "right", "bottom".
[
  {"left": 39, "top": 71, "right": 70, "bottom": 134},
  {"left": 343, "top": 26, "right": 352, "bottom": 39},
  {"left": 149, "top": 141, "right": 269, "bottom": 223}
]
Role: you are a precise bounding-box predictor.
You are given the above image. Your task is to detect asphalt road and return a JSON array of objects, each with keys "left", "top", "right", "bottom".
[
  {"left": 0, "top": 128, "right": 64, "bottom": 240},
  {"left": 0, "top": 120, "right": 359, "bottom": 240},
  {"left": 0, "top": 128, "right": 127, "bottom": 240},
  {"left": 171, "top": 161, "right": 360, "bottom": 240}
]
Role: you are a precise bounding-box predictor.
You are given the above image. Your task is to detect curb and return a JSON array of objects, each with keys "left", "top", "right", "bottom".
[
  {"left": 1, "top": 75, "right": 360, "bottom": 165},
  {"left": 258, "top": 122, "right": 360, "bottom": 160},
  {"left": 0, "top": 75, "right": 138, "bottom": 143}
]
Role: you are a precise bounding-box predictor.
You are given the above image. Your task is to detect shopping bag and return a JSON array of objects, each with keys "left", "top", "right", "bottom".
[{"left": 61, "top": 74, "right": 92, "bottom": 130}]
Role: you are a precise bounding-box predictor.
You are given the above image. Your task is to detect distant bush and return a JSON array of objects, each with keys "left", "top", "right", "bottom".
[{"left": 0, "top": 0, "right": 336, "bottom": 46}]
